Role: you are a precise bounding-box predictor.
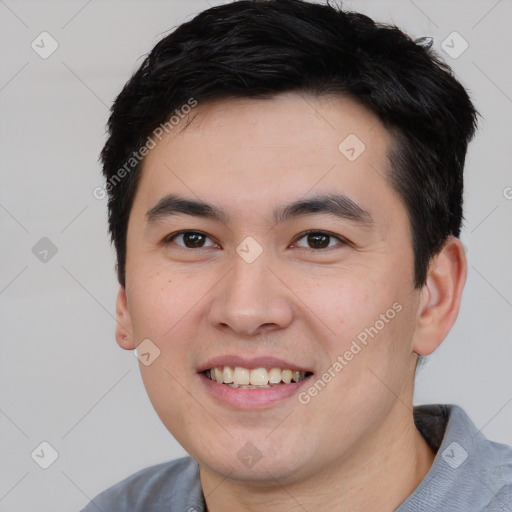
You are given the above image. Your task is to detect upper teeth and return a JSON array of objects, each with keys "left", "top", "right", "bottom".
[{"left": 207, "top": 366, "right": 308, "bottom": 387}]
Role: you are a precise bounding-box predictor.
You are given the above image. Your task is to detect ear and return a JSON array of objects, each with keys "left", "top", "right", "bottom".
[
  {"left": 413, "top": 236, "right": 467, "bottom": 356},
  {"left": 115, "top": 285, "right": 135, "bottom": 350}
]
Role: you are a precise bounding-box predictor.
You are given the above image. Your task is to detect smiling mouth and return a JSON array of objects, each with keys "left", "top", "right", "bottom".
[{"left": 204, "top": 366, "right": 314, "bottom": 389}]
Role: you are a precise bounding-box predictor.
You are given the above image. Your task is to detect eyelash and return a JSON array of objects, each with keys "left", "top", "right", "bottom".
[{"left": 164, "top": 229, "right": 349, "bottom": 251}]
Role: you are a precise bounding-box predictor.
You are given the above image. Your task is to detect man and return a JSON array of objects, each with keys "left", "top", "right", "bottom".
[{"left": 82, "top": 1, "right": 512, "bottom": 510}]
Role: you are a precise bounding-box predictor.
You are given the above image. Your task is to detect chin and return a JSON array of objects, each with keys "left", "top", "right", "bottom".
[
  {"left": 201, "top": 454, "right": 307, "bottom": 485},
  {"left": 189, "top": 431, "right": 316, "bottom": 486}
]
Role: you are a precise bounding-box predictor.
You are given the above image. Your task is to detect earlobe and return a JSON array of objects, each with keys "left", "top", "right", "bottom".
[
  {"left": 115, "top": 285, "right": 135, "bottom": 350},
  {"left": 413, "top": 236, "right": 467, "bottom": 356}
]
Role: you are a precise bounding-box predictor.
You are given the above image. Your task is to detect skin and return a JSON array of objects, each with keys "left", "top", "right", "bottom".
[{"left": 115, "top": 92, "right": 467, "bottom": 511}]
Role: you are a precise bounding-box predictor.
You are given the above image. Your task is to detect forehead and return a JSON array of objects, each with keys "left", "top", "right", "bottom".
[
  {"left": 134, "top": 92, "right": 400, "bottom": 221},
  {"left": 165, "top": 92, "right": 391, "bottom": 161}
]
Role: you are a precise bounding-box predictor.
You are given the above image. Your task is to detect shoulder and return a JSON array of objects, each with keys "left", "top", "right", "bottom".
[
  {"left": 401, "top": 404, "right": 512, "bottom": 511},
  {"left": 80, "top": 456, "right": 204, "bottom": 512},
  {"left": 479, "top": 435, "right": 512, "bottom": 509}
]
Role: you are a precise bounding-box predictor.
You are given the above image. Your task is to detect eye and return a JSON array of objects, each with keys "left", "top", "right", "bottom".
[
  {"left": 292, "top": 230, "right": 347, "bottom": 250},
  {"left": 165, "top": 231, "right": 218, "bottom": 249}
]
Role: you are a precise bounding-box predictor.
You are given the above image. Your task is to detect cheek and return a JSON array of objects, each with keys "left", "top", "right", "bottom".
[
  {"left": 303, "top": 272, "right": 414, "bottom": 394},
  {"left": 297, "top": 273, "right": 386, "bottom": 351},
  {"left": 127, "top": 270, "right": 198, "bottom": 340},
  {"left": 127, "top": 269, "right": 212, "bottom": 384}
]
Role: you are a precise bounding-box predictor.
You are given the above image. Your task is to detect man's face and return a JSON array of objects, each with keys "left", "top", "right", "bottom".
[{"left": 119, "top": 92, "right": 423, "bottom": 483}]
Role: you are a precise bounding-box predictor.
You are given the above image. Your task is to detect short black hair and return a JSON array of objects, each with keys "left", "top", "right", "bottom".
[{"left": 100, "top": 0, "right": 478, "bottom": 288}]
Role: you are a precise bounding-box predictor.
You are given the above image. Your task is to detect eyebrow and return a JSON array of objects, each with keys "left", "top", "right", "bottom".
[{"left": 146, "top": 193, "right": 373, "bottom": 228}]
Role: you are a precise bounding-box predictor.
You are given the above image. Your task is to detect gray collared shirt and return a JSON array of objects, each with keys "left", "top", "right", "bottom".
[{"left": 81, "top": 404, "right": 512, "bottom": 511}]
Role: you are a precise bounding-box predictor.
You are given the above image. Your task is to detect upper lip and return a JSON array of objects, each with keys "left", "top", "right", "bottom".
[{"left": 197, "top": 355, "right": 314, "bottom": 373}]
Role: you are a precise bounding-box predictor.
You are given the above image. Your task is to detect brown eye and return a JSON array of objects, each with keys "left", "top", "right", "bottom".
[
  {"left": 167, "top": 231, "right": 217, "bottom": 249},
  {"left": 294, "top": 230, "right": 345, "bottom": 250}
]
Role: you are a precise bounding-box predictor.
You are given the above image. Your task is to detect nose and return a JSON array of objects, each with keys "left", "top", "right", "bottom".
[{"left": 207, "top": 251, "right": 294, "bottom": 337}]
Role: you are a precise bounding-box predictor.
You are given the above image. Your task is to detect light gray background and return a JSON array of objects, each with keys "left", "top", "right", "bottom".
[{"left": 1, "top": 0, "right": 511, "bottom": 510}]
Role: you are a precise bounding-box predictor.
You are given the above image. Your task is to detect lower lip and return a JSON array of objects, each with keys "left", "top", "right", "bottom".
[{"left": 198, "top": 372, "right": 312, "bottom": 409}]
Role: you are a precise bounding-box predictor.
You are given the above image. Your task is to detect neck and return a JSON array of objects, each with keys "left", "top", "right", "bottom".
[{"left": 200, "top": 404, "right": 435, "bottom": 512}]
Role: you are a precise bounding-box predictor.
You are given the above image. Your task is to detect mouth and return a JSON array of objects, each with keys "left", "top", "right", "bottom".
[
  {"left": 197, "top": 357, "right": 315, "bottom": 408},
  {"left": 203, "top": 366, "right": 314, "bottom": 389}
]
